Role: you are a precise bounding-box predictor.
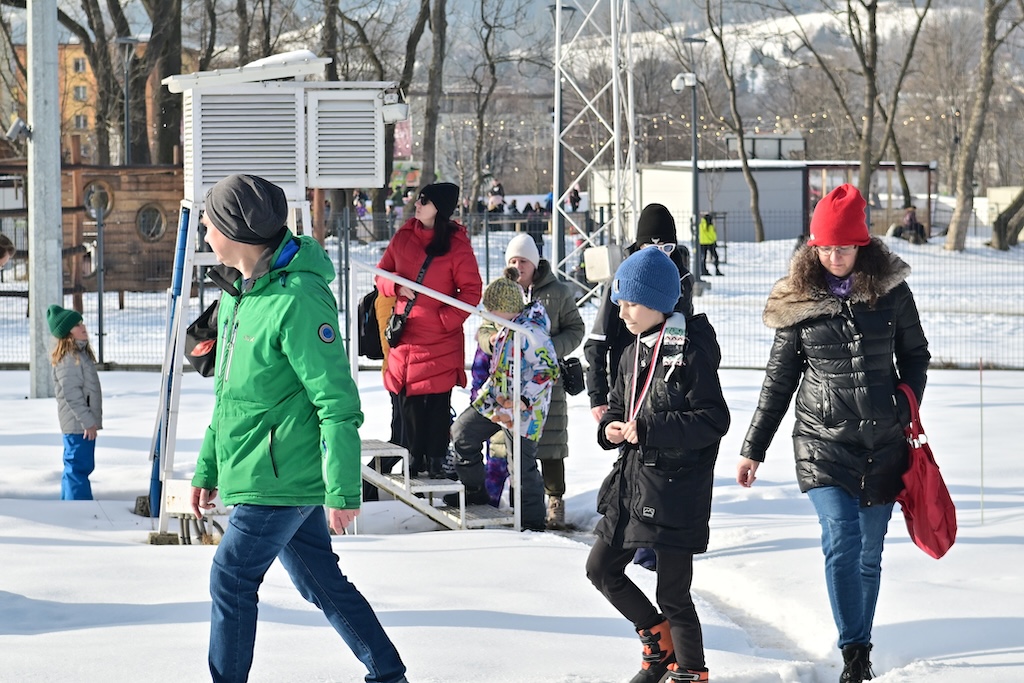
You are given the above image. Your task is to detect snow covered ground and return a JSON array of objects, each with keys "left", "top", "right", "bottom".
[{"left": 1, "top": 364, "right": 1021, "bottom": 683}]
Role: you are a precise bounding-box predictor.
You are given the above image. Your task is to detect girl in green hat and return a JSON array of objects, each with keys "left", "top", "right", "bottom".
[{"left": 48, "top": 305, "right": 102, "bottom": 500}]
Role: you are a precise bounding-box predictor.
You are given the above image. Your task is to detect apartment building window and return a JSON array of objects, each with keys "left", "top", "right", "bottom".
[
  {"left": 73, "top": 115, "right": 89, "bottom": 130},
  {"left": 73, "top": 58, "right": 87, "bottom": 73},
  {"left": 73, "top": 85, "right": 88, "bottom": 101}
]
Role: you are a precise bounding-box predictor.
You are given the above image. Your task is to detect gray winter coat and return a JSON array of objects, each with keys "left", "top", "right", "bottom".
[
  {"left": 740, "top": 239, "right": 930, "bottom": 506},
  {"left": 480, "top": 259, "right": 585, "bottom": 460},
  {"left": 53, "top": 347, "right": 103, "bottom": 434}
]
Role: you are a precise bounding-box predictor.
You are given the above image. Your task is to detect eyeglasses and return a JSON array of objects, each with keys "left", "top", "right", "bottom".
[
  {"left": 417, "top": 195, "right": 431, "bottom": 206},
  {"left": 816, "top": 246, "right": 858, "bottom": 256},
  {"left": 640, "top": 242, "right": 675, "bottom": 255}
]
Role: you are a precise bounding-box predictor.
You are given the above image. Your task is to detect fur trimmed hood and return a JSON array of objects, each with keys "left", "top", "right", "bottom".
[{"left": 763, "top": 238, "right": 911, "bottom": 329}]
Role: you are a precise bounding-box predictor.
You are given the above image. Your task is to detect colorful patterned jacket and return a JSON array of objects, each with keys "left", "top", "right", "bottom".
[{"left": 472, "top": 301, "right": 558, "bottom": 441}]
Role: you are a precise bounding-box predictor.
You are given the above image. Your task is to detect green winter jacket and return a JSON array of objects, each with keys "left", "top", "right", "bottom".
[{"left": 192, "top": 231, "right": 364, "bottom": 510}]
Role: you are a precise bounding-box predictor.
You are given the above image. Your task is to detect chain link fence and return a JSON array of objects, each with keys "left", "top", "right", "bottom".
[{"left": 2, "top": 213, "right": 1021, "bottom": 370}]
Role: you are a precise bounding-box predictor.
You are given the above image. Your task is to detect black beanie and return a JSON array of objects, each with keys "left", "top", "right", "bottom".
[
  {"left": 420, "top": 182, "right": 460, "bottom": 221},
  {"left": 205, "top": 174, "right": 288, "bottom": 245},
  {"left": 635, "top": 203, "right": 677, "bottom": 247}
]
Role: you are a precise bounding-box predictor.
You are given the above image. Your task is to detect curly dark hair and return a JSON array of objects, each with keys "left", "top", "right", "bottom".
[{"left": 791, "top": 237, "right": 894, "bottom": 307}]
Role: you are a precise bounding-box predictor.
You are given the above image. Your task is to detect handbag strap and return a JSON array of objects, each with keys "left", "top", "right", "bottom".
[
  {"left": 400, "top": 255, "right": 434, "bottom": 315},
  {"left": 896, "top": 383, "right": 925, "bottom": 444}
]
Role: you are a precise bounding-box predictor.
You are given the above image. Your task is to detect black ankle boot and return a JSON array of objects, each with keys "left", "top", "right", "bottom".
[
  {"left": 840, "top": 643, "right": 874, "bottom": 682},
  {"left": 428, "top": 457, "right": 445, "bottom": 479},
  {"left": 443, "top": 486, "right": 490, "bottom": 507}
]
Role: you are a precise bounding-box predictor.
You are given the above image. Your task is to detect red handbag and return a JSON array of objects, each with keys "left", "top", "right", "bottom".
[{"left": 895, "top": 384, "right": 957, "bottom": 559}]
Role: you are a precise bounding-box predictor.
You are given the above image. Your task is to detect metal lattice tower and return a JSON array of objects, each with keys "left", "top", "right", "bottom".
[{"left": 552, "top": 0, "right": 638, "bottom": 286}]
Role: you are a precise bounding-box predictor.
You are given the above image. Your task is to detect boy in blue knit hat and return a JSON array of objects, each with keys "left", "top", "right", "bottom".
[{"left": 585, "top": 247, "right": 730, "bottom": 683}]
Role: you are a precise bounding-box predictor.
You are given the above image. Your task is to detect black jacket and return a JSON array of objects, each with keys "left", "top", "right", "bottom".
[
  {"left": 584, "top": 246, "right": 694, "bottom": 408},
  {"left": 595, "top": 313, "right": 730, "bottom": 553},
  {"left": 740, "top": 239, "right": 930, "bottom": 506}
]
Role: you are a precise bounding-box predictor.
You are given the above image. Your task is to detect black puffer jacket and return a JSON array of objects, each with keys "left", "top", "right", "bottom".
[
  {"left": 741, "top": 239, "right": 930, "bottom": 506},
  {"left": 596, "top": 313, "right": 730, "bottom": 553},
  {"left": 584, "top": 246, "right": 694, "bottom": 409}
]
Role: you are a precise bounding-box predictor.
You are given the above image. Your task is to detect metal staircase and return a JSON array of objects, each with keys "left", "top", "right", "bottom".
[{"left": 360, "top": 439, "right": 515, "bottom": 531}]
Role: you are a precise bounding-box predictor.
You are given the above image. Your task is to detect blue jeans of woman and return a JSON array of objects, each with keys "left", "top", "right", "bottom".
[
  {"left": 208, "top": 504, "right": 407, "bottom": 683},
  {"left": 807, "top": 486, "right": 894, "bottom": 649},
  {"left": 61, "top": 433, "right": 95, "bottom": 500}
]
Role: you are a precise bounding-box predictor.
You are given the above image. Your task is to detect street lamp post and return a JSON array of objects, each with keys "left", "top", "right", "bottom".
[
  {"left": 672, "top": 71, "right": 706, "bottom": 295},
  {"left": 548, "top": 3, "right": 576, "bottom": 280},
  {"left": 115, "top": 37, "right": 139, "bottom": 166}
]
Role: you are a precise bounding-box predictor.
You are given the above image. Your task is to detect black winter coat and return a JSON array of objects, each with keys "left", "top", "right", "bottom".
[
  {"left": 584, "top": 246, "right": 694, "bottom": 409},
  {"left": 740, "top": 239, "right": 930, "bottom": 506},
  {"left": 596, "top": 313, "right": 730, "bottom": 553}
]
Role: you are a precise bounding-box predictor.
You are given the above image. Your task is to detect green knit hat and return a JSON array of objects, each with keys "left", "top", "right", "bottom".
[
  {"left": 47, "top": 304, "right": 83, "bottom": 338},
  {"left": 482, "top": 267, "right": 526, "bottom": 314}
]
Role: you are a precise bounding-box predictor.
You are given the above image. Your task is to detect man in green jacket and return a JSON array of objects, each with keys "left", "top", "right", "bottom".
[{"left": 190, "top": 174, "right": 408, "bottom": 683}]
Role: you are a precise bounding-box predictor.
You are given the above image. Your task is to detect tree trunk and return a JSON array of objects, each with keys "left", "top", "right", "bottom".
[
  {"left": 945, "top": 0, "right": 1002, "bottom": 252},
  {"left": 990, "top": 188, "right": 1024, "bottom": 250},
  {"left": 420, "top": 0, "right": 447, "bottom": 186}
]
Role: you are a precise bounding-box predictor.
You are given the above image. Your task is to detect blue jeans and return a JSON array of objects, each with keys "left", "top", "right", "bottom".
[
  {"left": 61, "top": 433, "right": 95, "bottom": 500},
  {"left": 209, "top": 505, "right": 407, "bottom": 683},
  {"left": 807, "top": 486, "right": 894, "bottom": 649}
]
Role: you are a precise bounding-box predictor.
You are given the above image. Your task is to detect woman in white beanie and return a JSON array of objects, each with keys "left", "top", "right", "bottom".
[{"left": 477, "top": 232, "right": 585, "bottom": 528}]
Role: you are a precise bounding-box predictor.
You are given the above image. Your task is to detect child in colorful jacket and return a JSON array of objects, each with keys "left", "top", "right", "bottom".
[{"left": 444, "top": 267, "right": 558, "bottom": 530}]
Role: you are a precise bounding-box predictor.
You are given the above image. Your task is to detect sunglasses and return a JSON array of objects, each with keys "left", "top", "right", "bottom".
[
  {"left": 816, "top": 246, "right": 858, "bottom": 256},
  {"left": 417, "top": 195, "right": 431, "bottom": 206},
  {"left": 640, "top": 242, "right": 675, "bottom": 255}
]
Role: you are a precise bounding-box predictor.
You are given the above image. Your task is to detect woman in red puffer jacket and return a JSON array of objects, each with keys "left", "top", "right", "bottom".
[{"left": 376, "top": 182, "right": 483, "bottom": 477}]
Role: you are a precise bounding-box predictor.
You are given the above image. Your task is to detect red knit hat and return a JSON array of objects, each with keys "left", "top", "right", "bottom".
[{"left": 807, "top": 184, "right": 870, "bottom": 246}]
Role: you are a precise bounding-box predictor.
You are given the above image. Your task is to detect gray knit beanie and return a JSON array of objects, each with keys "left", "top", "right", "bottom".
[{"left": 204, "top": 174, "right": 288, "bottom": 245}]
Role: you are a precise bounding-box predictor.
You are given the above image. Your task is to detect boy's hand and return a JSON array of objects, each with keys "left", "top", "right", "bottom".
[
  {"left": 495, "top": 395, "right": 527, "bottom": 412},
  {"left": 619, "top": 419, "right": 639, "bottom": 445},
  {"left": 604, "top": 421, "right": 627, "bottom": 444}
]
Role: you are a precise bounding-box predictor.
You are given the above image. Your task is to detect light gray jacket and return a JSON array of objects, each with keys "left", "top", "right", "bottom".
[{"left": 53, "top": 348, "right": 103, "bottom": 434}]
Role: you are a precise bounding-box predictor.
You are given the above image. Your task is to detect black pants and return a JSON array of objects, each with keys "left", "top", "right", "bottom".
[
  {"left": 700, "top": 243, "right": 719, "bottom": 273},
  {"left": 540, "top": 458, "right": 565, "bottom": 498},
  {"left": 585, "top": 537, "right": 704, "bottom": 670},
  {"left": 398, "top": 389, "right": 452, "bottom": 473}
]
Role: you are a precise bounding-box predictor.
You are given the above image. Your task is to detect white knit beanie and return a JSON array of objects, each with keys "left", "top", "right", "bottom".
[{"left": 505, "top": 233, "right": 540, "bottom": 268}]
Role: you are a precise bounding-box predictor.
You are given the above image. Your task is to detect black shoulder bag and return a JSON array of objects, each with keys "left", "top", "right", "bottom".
[{"left": 384, "top": 255, "right": 434, "bottom": 347}]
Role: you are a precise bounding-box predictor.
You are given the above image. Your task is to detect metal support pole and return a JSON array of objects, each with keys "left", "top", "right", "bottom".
[
  {"left": 95, "top": 208, "right": 105, "bottom": 363},
  {"left": 690, "top": 82, "right": 703, "bottom": 293}
]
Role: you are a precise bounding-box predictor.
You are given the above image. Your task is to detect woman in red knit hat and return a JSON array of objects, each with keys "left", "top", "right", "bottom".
[{"left": 735, "top": 184, "right": 931, "bottom": 683}]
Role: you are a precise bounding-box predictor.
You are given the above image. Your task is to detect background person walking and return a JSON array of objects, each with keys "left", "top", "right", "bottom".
[
  {"left": 49, "top": 305, "right": 102, "bottom": 500},
  {"left": 697, "top": 213, "right": 722, "bottom": 276}
]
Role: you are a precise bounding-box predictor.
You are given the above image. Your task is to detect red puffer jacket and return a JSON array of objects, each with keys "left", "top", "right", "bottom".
[{"left": 375, "top": 218, "right": 482, "bottom": 396}]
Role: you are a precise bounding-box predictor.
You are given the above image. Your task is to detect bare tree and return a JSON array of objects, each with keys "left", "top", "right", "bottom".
[
  {"left": 419, "top": 0, "right": 447, "bottom": 187},
  {"left": 945, "top": 0, "right": 1024, "bottom": 252},
  {"left": 322, "top": 0, "right": 431, "bottom": 233},
  {"left": 767, "top": 0, "right": 932, "bottom": 200}
]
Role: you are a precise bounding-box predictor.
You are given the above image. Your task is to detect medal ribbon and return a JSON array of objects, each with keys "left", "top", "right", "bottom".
[{"left": 627, "top": 326, "right": 666, "bottom": 423}]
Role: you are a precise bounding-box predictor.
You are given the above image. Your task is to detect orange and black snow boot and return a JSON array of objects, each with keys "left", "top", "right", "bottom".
[
  {"left": 667, "top": 663, "right": 709, "bottom": 682},
  {"left": 629, "top": 619, "right": 675, "bottom": 683}
]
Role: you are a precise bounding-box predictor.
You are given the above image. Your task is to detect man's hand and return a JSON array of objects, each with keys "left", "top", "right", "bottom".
[
  {"left": 191, "top": 486, "right": 218, "bottom": 518},
  {"left": 83, "top": 426, "right": 98, "bottom": 440},
  {"left": 736, "top": 458, "right": 760, "bottom": 487},
  {"left": 328, "top": 508, "right": 360, "bottom": 534},
  {"left": 591, "top": 405, "right": 609, "bottom": 422}
]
